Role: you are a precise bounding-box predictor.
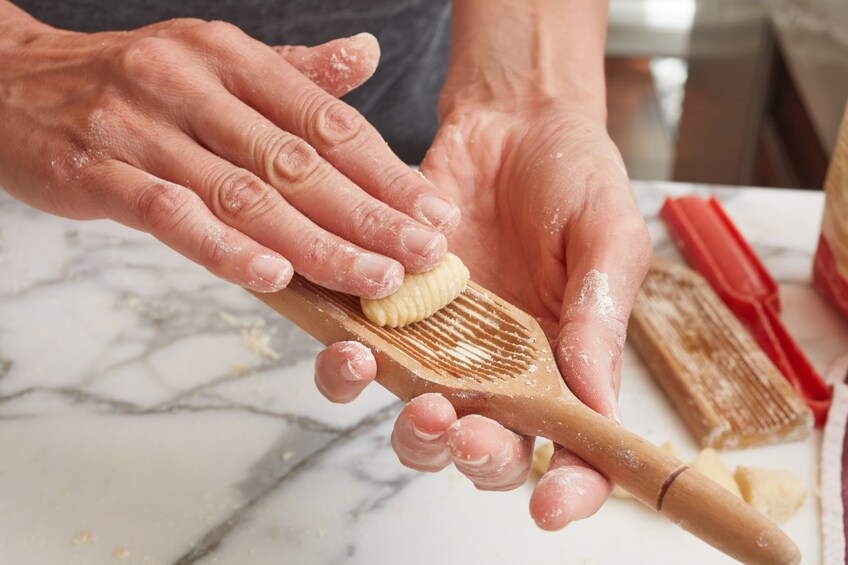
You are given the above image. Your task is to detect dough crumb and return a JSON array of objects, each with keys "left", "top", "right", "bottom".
[
  {"left": 114, "top": 548, "right": 130, "bottom": 559},
  {"left": 691, "top": 448, "right": 742, "bottom": 497},
  {"left": 220, "top": 312, "right": 280, "bottom": 360},
  {"left": 229, "top": 364, "right": 252, "bottom": 377},
  {"left": 659, "top": 441, "right": 681, "bottom": 459},
  {"left": 531, "top": 442, "right": 554, "bottom": 477},
  {"left": 734, "top": 466, "right": 806, "bottom": 522},
  {"left": 611, "top": 484, "right": 633, "bottom": 499},
  {"left": 281, "top": 451, "right": 295, "bottom": 461},
  {"left": 71, "top": 531, "right": 97, "bottom": 545}
]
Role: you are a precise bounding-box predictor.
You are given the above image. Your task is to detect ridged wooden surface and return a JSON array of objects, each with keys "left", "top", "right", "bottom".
[
  {"left": 630, "top": 257, "right": 813, "bottom": 449},
  {"left": 822, "top": 107, "right": 848, "bottom": 279},
  {"left": 299, "top": 277, "right": 555, "bottom": 387}
]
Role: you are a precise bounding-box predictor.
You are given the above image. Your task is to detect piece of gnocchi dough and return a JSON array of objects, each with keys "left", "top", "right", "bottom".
[
  {"left": 361, "top": 253, "right": 470, "bottom": 328},
  {"left": 691, "top": 448, "right": 742, "bottom": 498},
  {"left": 531, "top": 441, "right": 555, "bottom": 477},
  {"left": 734, "top": 466, "right": 806, "bottom": 523}
]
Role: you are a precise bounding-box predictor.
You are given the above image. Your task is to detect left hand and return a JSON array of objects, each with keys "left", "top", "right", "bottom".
[{"left": 314, "top": 98, "right": 652, "bottom": 528}]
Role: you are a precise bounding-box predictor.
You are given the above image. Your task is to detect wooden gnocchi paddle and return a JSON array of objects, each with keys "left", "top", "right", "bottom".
[{"left": 251, "top": 275, "right": 800, "bottom": 565}]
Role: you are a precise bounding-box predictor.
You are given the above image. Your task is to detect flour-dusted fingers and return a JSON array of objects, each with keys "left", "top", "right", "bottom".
[
  {"left": 314, "top": 341, "right": 377, "bottom": 403},
  {"left": 529, "top": 447, "right": 613, "bottom": 530},
  {"left": 84, "top": 160, "right": 292, "bottom": 292},
  {"left": 445, "top": 415, "right": 534, "bottom": 491},
  {"left": 391, "top": 393, "right": 456, "bottom": 472},
  {"left": 556, "top": 205, "right": 652, "bottom": 420},
  {"left": 141, "top": 133, "right": 404, "bottom": 298},
  {"left": 188, "top": 26, "right": 461, "bottom": 232},
  {"left": 273, "top": 33, "right": 380, "bottom": 98},
  {"left": 185, "top": 92, "right": 447, "bottom": 273}
]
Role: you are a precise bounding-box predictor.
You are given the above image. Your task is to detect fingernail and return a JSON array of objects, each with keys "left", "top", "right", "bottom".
[
  {"left": 251, "top": 255, "right": 292, "bottom": 290},
  {"left": 401, "top": 227, "right": 445, "bottom": 258},
  {"left": 417, "top": 195, "right": 460, "bottom": 230},
  {"left": 458, "top": 453, "right": 490, "bottom": 467},
  {"left": 411, "top": 423, "right": 441, "bottom": 441},
  {"left": 339, "top": 360, "right": 362, "bottom": 382},
  {"left": 355, "top": 254, "right": 402, "bottom": 291}
]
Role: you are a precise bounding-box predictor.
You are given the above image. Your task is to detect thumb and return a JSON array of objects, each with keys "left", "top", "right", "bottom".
[
  {"left": 554, "top": 214, "right": 652, "bottom": 423},
  {"left": 273, "top": 32, "right": 381, "bottom": 97}
]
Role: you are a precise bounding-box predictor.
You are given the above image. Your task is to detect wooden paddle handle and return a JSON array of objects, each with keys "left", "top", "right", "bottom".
[{"left": 487, "top": 395, "right": 800, "bottom": 565}]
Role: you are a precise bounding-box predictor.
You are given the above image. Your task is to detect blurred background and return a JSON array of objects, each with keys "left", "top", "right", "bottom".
[{"left": 605, "top": 0, "right": 847, "bottom": 189}]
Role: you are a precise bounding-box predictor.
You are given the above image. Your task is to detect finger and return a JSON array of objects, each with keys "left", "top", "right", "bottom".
[
  {"left": 390, "top": 393, "right": 456, "bottom": 472},
  {"left": 184, "top": 89, "right": 447, "bottom": 273},
  {"left": 529, "top": 447, "right": 612, "bottom": 530},
  {"left": 274, "top": 33, "right": 380, "bottom": 98},
  {"left": 314, "top": 341, "right": 377, "bottom": 403},
  {"left": 555, "top": 203, "right": 652, "bottom": 420},
  {"left": 139, "top": 129, "right": 404, "bottom": 298},
  {"left": 193, "top": 23, "right": 461, "bottom": 231},
  {"left": 445, "top": 415, "right": 534, "bottom": 491},
  {"left": 84, "top": 160, "right": 292, "bottom": 292}
]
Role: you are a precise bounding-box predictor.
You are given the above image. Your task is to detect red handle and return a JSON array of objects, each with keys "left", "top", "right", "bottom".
[
  {"left": 749, "top": 304, "right": 831, "bottom": 424},
  {"left": 661, "top": 195, "right": 832, "bottom": 424}
]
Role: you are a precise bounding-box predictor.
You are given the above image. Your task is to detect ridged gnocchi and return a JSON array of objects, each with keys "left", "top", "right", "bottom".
[{"left": 361, "top": 253, "right": 470, "bottom": 328}]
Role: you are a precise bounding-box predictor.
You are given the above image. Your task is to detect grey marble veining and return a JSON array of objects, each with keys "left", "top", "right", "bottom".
[{"left": 0, "top": 181, "right": 845, "bottom": 564}]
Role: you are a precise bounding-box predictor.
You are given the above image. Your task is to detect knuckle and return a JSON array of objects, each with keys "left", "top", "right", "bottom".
[
  {"left": 136, "top": 182, "right": 196, "bottom": 234},
  {"left": 619, "top": 218, "right": 653, "bottom": 271},
  {"left": 381, "top": 166, "right": 415, "bottom": 198},
  {"left": 634, "top": 226, "right": 654, "bottom": 263},
  {"left": 196, "top": 225, "right": 234, "bottom": 269},
  {"left": 264, "top": 134, "right": 324, "bottom": 188},
  {"left": 200, "top": 20, "right": 244, "bottom": 42},
  {"left": 308, "top": 95, "right": 369, "bottom": 146},
  {"left": 120, "top": 36, "right": 179, "bottom": 79},
  {"left": 168, "top": 17, "right": 206, "bottom": 29},
  {"left": 348, "top": 201, "right": 388, "bottom": 239},
  {"left": 302, "top": 233, "right": 334, "bottom": 264},
  {"left": 212, "top": 170, "right": 275, "bottom": 222}
]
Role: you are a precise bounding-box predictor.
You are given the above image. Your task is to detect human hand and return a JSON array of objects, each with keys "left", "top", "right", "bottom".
[
  {"left": 315, "top": 99, "right": 651, "bottom": 527},
  {"left": 0, "top": 19, "right": 459, "bottom": 296}
]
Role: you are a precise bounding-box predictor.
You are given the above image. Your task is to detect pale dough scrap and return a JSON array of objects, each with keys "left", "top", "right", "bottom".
[
  {"left": 71, "top": 531, "right": 97, "bottom": 545},
  {"left": 531, "top": 441, "right": 555, "bottom": 477},
  {"left": 361, "top": 253, "right": 470, "bottom": 328},
  {"left": 691, "top": 448, "right": 742, "bottom": 498},
  {"left": 734, "top": 466, "right": 806, "bottom": 522}
]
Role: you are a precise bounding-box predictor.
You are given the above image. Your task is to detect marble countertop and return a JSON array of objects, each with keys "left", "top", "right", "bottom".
[{"left": 1, "top": 180, "right": 846, "bottom": 565}]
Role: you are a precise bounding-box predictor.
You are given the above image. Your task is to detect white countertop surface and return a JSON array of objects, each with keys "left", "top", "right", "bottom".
[{"left": 1, "top": 180, "right": 846, "bottom": 565}]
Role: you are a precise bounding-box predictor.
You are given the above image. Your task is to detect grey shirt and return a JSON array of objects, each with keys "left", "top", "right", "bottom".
[{"left": 13, "top": 0, "right": 451, "bottom": 163}]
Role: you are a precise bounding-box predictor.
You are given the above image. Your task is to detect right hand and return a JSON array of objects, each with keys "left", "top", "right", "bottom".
[{"left": 0, "top": 19, "right": 460, "bottom": 295}]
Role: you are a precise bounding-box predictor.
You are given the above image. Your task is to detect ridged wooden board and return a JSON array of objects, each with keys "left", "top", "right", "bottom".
[
  {"left": 250, "top": 274, "right": 801, "bottom": 564},
  {"left": 629, "top": 257, "right": 813, "bottom": 449}
]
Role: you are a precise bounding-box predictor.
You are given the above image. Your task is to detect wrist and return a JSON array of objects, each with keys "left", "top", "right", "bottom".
[
  {"left": 442, "top": 0, "right": 608, "bottom": 125},
  {"left": 439, "top": 70, "right": 607, "bottom": 126}
]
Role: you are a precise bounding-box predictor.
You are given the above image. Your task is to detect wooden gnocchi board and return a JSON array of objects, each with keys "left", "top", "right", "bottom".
[{"left": 629, "top": 257, "right": 813, "bottom": 449}]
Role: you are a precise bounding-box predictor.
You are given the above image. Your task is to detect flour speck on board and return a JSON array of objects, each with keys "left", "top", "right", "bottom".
[
  {"left": 71, "top": 531, "right": 97, "bottom": 545},
  {"left": 219, "top": 312, "right": 280, "bottom": 361}
]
